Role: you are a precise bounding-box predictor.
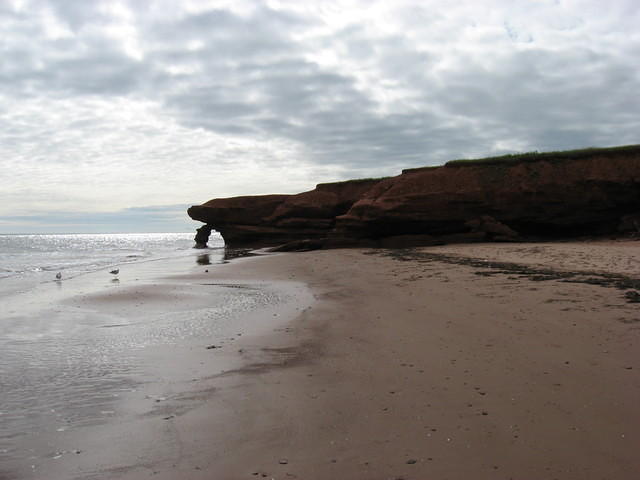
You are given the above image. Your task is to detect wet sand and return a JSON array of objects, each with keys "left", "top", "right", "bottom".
[
  {"left": 1, "top": 254, "right": 312, "bottom": 480},
  {"left": 11, "top": 241, "right": 640, "bottom": 479}
]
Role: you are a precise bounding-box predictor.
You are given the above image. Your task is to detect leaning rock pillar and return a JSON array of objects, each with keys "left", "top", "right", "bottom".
[{"left": 194, "top": 224, "right": 213, "bottom": 248}]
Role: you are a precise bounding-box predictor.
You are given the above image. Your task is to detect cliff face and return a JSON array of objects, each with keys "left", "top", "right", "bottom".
[
  {"left": 188, "top": 145, "right": 640, "bottom": 248},
  {"left": 187, "top": 179, "right": 382, "bottom": 247}
]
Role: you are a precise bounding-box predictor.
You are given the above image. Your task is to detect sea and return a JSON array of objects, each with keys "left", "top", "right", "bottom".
[
  {"left": 0, "top": 232, "right": 299, "bottom": 477},
  {"left": 0, "top": 232, "right": 223, "bottom": 298}
]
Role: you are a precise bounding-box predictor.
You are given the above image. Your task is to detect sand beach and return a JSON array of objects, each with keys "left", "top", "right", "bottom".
[{"left": 5, "top": 240, "right": 640, "bottom": 480}]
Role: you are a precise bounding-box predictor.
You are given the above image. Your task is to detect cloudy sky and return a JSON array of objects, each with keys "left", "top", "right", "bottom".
[{"left": 1, "top": 0, "right": 638, "bottom": 233}]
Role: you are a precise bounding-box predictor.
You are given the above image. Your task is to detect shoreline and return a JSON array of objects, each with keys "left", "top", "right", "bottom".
[{"left": 4, "top": 240, "right": 640, "bottom": 479}]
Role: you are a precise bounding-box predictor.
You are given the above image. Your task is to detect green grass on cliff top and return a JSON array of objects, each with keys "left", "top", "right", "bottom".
[
  {"left": 443, "top": 144, "right": 640, "bottom": 168},
  {"left": 328, "top": 144, "right": 640, "bottom": 183}
]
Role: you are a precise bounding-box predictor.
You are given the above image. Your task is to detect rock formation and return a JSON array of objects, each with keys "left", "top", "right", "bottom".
[
  {"left": 188, "top": 179, "right": 381, "bottom": 247},
  {"left": 188, "top": 145, "right": 640, "bottom": 248},
  {"left": 193, "top": 224, "right": 214, "bottom": 248}
]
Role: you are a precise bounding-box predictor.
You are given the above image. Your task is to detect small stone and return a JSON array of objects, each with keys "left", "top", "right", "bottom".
[
  {"left": 206, "top": 345, "right": 219, "bottom": 349},
  {"left": 279, "top": 459, "right": 288, "bottom": 465},
  {"left": 406, "top": 459, "right": 417, "bottom": 464}
]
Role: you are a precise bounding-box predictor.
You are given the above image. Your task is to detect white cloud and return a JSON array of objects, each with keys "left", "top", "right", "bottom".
[{"left": 0, "top": 0, "right": 638, "bottom": 230}]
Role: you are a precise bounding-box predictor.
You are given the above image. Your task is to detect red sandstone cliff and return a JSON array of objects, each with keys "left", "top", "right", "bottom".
[
  {"left": 188, "top": 178, "right": 382, "bottom": 247},
  {"left": 188, "top": 145, "right": 640, "bottom": 248}
]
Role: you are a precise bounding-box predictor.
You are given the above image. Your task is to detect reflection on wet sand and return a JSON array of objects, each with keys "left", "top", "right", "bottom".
[
  {"left": 196, "top": 254, "right": 211, "bottom": 265},
  {"left": 0, "top": 253, "right": 297, "bottom": 478},
  {"left": 195, "top": 248, "right": 259, "bottom": 266}
]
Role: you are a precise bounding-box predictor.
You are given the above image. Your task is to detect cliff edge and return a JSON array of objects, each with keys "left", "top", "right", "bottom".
[{"left": 188, "top": 145, "right": 640, "bottom": 248}]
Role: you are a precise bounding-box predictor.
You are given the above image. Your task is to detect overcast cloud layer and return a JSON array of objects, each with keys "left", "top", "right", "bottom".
[{"left": 1, "top": 0, "right": 639, "bottom": 232}]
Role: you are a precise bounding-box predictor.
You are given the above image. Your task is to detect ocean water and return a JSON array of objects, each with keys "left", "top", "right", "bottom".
[
  {"left": 0, "top": 232, "right": 303, "bottom": 476},
  {"left": 0, "top": 232, "right": 224, "bottom": 297}
]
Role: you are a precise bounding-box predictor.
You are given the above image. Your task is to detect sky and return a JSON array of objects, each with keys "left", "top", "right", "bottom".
[{"left": 1, "top": 0, "right": 638, "bottom": 233}]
